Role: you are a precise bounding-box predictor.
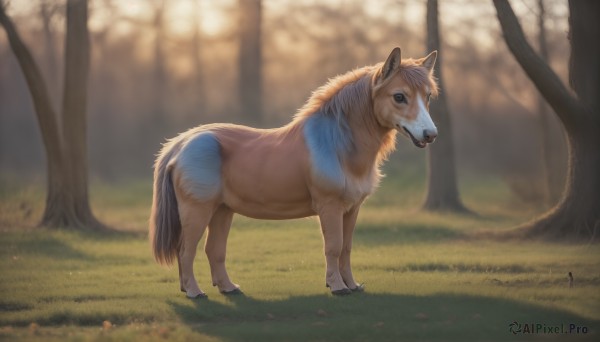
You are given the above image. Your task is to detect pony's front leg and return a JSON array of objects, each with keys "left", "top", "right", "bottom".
[
  {"left": 318, "top": 205, "right": 351, "bottom": 295},
  {"left": 340, "top": 205, "right": 363, "bottom": 291}
]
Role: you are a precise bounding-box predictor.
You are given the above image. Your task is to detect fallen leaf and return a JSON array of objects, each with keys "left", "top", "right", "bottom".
[
  {"left": 102, "top": 320, "right": 112, "bottom": 330},
  {"left": 157, "top": 326, "right": 170, "bottom": 338},
  {"left": 29, "top": 322, "right": 39, "bottom": 334}
]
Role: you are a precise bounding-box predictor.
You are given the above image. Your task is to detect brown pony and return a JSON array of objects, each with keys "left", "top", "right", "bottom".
[{"left": 150, "top": 47, "right": 438, "bottom": 298}]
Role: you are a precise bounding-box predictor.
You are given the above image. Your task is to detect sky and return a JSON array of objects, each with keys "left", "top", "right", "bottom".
[
  {"left": 4, "top": 0, "right": 567, "bottom": 50},
  {"left": 6, "top": 0, "right": 568, "bottom": 56}
]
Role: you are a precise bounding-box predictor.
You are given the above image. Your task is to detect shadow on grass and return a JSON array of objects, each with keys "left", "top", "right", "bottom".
[
  {"left": 363, "top": 262, "right": 534, "bottom": 274},
  {"left": 0, "top": 234, "right": 91, "bottom": 260},
  {"left": 171, "top": 293, "right": 598, "bottom": 341},
  {"left": 0, "top": 229, "right": 145, "bottom": 262},
  {"left": 72, "top": 227, "right": 146, "bottom": 241},
  {"left": 354, "top": 223, "right": 466, "bottom": 245}
]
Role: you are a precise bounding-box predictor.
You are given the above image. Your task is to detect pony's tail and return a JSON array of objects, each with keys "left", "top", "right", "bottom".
[{"left": 149, "top": 144, "right": 181, "bottom": 266}]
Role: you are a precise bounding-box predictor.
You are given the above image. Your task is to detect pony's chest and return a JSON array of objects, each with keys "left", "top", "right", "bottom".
[
  {"left": 341, "top": 169, "right": 377, "bottom": 207},
  {"left": 302, "top": 113, "right": 379, "bottom": 207}
]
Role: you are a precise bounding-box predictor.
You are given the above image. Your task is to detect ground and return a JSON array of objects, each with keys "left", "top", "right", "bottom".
[{"left": 0, "top": 166, "right": 598, "bottom": 341}]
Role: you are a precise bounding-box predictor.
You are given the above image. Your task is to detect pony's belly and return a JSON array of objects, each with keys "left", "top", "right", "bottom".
[
  {"left": 224, "top": 194, "right": 315, "bottom": 220},
  {"left": 220, "top": 140, "right": 314, "bottom": 219}
]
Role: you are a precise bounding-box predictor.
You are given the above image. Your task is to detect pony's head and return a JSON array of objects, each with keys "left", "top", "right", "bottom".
[{"left": 372, "top": 47, "right": 439, "bottom": 148}]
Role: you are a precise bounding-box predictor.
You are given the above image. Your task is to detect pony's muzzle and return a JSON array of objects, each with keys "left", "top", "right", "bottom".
[{"left": 423, "top": 129, "right": 437, "bottom": 143}]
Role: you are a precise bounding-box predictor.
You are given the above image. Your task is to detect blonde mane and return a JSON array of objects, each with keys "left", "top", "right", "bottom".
[
  {"left": 295, "top": 58, "right": 438, "bottom": 121},
  {"left": 291, "top": 59, "right": 438, "bottom": 166},
  {"left": 294, "top": 66, "right": 377, "bottom": 120}
]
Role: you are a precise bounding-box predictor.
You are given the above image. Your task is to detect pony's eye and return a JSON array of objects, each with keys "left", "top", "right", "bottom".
[{"left": 393, "top": 93, "right": 406, "bottom": 103}]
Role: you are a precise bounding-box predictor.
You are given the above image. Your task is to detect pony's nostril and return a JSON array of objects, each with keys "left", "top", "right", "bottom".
[{"left": 423, "top": 129, "right": 437, "bottom": 142}]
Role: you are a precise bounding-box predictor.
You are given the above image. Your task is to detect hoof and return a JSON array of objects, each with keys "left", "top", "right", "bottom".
[
  {"left": 331, "top": 288, "right": 352, "bottom": 296},
  {"left": 220, "top": 288, "right": 244, "bottom": 296},
  {"left": 326, "top": 283, "right": 352, "bottom": 296},
  {"left": 187, "top": 292, "right": 208, "bottom": 299},
  {"left": 350, "top": 284, "right": 365, "bottom": 292}
]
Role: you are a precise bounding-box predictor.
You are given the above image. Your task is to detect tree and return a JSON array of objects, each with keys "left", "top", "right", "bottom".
[
  {"left": 0, "top": 0, "right": 103, "bottom": 229},
  {"left": 238, "top": 0, "right": 262, "bottom": 125},
  {"left": 191, "top": 0, "right": 206, "bottom": 116},
  {"left": 535, "top": 0, "right": 566, "bottom": 206},
  {"left": 493, "top": 0, "right": 600, "bottom": 240},
  {"left": 422, "top": 0, "right": 469, "bottom": 212},
  {"left": 150, "top": 0, "right": 167, "bottom": 132},
  {"left": 38, "top": 0, "right": 60, "bottom": 106}
]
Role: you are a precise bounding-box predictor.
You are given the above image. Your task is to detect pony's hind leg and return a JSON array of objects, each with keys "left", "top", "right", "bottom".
[
  {"left": 178, "top": 198, "right": 213, "bottom": 298},
  {"left": 205, "top": 205, "right": 239, "bottom": 293},
  {"left": 178, "top": 253, "right": 184, "bottom": 292}
]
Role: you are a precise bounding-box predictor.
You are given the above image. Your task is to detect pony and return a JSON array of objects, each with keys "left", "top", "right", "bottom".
[{"left": 150, "top": 47, "right": 439, "bottom": 298}]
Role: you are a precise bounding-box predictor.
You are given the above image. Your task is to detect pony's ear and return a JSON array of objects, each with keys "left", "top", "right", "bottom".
[
  {"left": 380, "top": 47, "right": 402, "bottom": 83},
  {"left": 420, "top": 50, "right": 437, "bottom": 72}
]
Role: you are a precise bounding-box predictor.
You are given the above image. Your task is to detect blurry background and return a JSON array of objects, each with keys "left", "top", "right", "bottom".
[{"left": 0, "top": 0, "right": 569, "bottom": 208}]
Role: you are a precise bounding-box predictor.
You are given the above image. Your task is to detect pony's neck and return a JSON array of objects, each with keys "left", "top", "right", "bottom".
[
  {"left": 340, "top": 74, "right": 395, "bottom": 177},
  {"left": 294, "top": 66, "right": 396, "bottom": 178}
]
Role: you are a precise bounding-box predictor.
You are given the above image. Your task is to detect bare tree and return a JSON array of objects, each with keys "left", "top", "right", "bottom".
[
  {"left": 238, "top": 0, "right": 262, "bottom": 124},
  {"left": 0, "top": 0, "right": 103, "bottom": 229},
  {"left": 493, "top": 0, "right": 600, "bottom": 240},
  {"left": 535, "top": 0, "right": 566, "bottom": 206},
  {"left": 39, "top": 0, "right": 60, "bottom": 106},
  {"left": 89, "top": 0, "right": 118, "bottom": 180},
  {"left": 422, "top": 0, "right": 469, "bottom": 212},
  {"left": 191, "top": 0, "right": 206, "bottom": 116},
  {"left": 151, "top": 0, "right": 167, "bottom": 130}
]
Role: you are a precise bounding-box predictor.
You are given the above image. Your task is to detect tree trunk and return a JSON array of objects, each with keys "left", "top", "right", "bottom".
[
  {"left": 91, "top": 30, "right": 115, "bottom": 180},
  {"left": 151, "top": 0, "right": 167, "bottom": 129},
  {"left": 59, "top": 0, "right": 99, "bottom": 228},
  {"left": 39, "top": 0, "right": 60, "bottom": 108},
  {"left": 422, "top": 0, "right": 469, "bottom": 213},
  {"left": 238, "top": 0, "right": 262, "bottom": 125},
  {"left": 526, "top": 131, "right": 600, "bottom": 239},
  {"left": 536, "top": 0, "right": 566, "bottom": 206},
  {"left": 1, "top": 2, "right": 68, "bottom": 226},
  {"left": 493, "top": 0, "right": 600, "bottom": 240},
  {"left": 191, "top": 0, "right": 206, "bottom": 116},
  {"left": 1, "top": 0, "right": 103, "bottom": 230}
]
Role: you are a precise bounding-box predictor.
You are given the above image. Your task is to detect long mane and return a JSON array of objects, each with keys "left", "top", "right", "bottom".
[
  {"left": 293, "top": 65, "right": 376, "bottom": 121},
  {"left": 292, "top": 59, "right": 437, "bottom": 166},
  {"left": 295, "top": 58, "right": 438, "bottom": 121}
]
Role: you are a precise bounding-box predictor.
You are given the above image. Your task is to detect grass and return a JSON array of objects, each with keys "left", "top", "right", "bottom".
[{"left": 0, "top": 169, "right": 599, "bottom": 341}]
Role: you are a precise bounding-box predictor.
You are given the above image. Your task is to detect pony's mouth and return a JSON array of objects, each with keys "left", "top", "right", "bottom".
[{"left": 402, "top": 127, "right": 427, "bottom": 148}]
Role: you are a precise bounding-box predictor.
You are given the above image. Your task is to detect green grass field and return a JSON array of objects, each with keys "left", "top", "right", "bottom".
[{"left": 1, "top": 170, "right": 599, "bottom": 341}]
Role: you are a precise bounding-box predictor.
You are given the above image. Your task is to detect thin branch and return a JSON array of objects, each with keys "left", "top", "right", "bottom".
[
  {"left": 0, "top": 3, "right": 64, "bottom": 155},
  {"left": 492, "top": 0, "right": 582, "bottom": 133}
]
